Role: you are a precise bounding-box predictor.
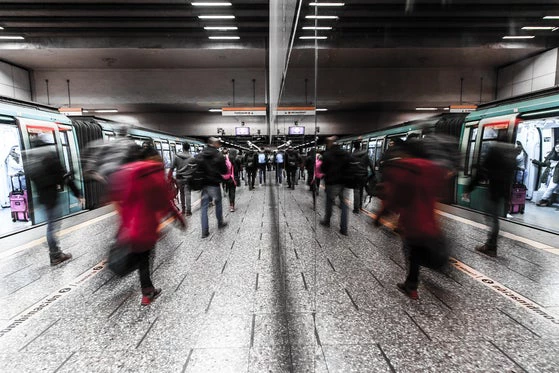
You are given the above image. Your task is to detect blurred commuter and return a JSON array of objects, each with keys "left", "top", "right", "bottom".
[
  {"left": 532, "top": 142, "right": 559, "bottom": 207},
  {"left": 285, "top": 147, "right": 300, "bottom": 189},
  {"left": 320, "top": 136, "right": 351, "bottom": 235},
  {"left": 222, "top": 148, "right": 237, "bottom": 212},
  {"left": 380, "top": 140, "right": 448, "bottom": 299},
  {"left": 168, "top": 142, "right": 193, "bottom": 216},
  {"left": 110, "top": 146, "right": 186, "bottom": 305},
  {"left": 274, "top": 150, "right": 285, "bottom": 184},
  {"left": 374, "top": 137, "right": 406, "bottom": 226},
  {"left": 199, "top": 137, "right": 228, "bottom": 238},
  {"left": 24, "top": 135, "right": 84, "bottom": 266},
  {"left": 257, "top": 151, "right": 267, "bottom": 185},
  {"left": 463, "top": 142, "right": 517, "bottom": 257},
  {"left": 350, "top": 142, "right": 375, "bottom": 213},
  {"left": 244, "top": 150, "right": 258, "bottom": 190}
]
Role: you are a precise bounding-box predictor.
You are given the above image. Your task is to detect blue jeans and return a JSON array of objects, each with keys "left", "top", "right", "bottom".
[
  {"left": 46, "top": 202, "right": 62, "bottom": 256},
  {"left": 201, "top": 185, "right": 223, "bottom": 234},
  {"left": 258, "top": 166, "right": 266, "bottom": 184},
  {"left": 324, "top": 184, "right": 348, "bottom": 233},
  {"left": 276, "top": 164, "right": 283, "bottom": 184}
]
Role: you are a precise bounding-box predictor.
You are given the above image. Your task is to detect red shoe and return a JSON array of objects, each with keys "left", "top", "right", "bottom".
[
  {"left": 141, "top": 288, "right": 162, "bottom": 306},
  {"left": 397, "top": 283, "right": 419, "bottom": 300}
]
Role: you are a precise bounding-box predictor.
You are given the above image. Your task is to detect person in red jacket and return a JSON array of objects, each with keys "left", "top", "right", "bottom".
[
  {"left": 380, "top": 140, "right": 448, "bottom": 300},
  {"left": 110, "top": 147, "right": 186, "bottom": 305}
]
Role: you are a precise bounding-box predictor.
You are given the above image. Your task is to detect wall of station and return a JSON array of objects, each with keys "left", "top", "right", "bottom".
[
  {"left": 0, "top": 61, "right": 31, "bottom": 100},
  {"left": 496, "top": 48, "right": 558, "bottom": 100}
]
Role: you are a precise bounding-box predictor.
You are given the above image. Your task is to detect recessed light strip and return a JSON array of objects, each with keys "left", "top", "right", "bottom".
[
  {"left": 0, "top": 26, "right": 3, "bottom": 30},
  {"left": 198, "top": 15, "right": 235, "bottom": 19},
  {"left": 192, "top": 2, "right": 232, "bottom": 6},
  {"left": 209, "top": 36, "right": 240, "bottom": 40},
  {"left": 303, "top": 26, "right": 332, "bottom": 30},
  {"left": 309, "top": 2, "right": 345, "bottom": 6},
  {"left": 521, "top": 26, "right": 556, "bottom": 30},
  {"left": 503, "top": 35, "right": 535, "bottom": 39},
  {"left": 209, "top": 108, "right": 223, "bottom": 112},
  {"left": 204, "top": 26, "right": 238, "bottom": 30},
  {"left": 416, "top": 107, "right": 438, "bottom": 111},
  {"left": 305, "top": 15, "right": 338, "bottom": 19},
  {"left": 299, "top": 36, "right": 327, "bottom": 40},
  {"left": 543, "top": 16, "right": 559, "bottom": 19},
  {"left": 0, "top": 36, "right": 24, "bottom": 40}
]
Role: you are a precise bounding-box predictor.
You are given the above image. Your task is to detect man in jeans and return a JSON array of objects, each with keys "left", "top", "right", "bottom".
[
  {"left": 199, "top": 137, "right": 228, "bottom": 238},
  {"left": 168, "top": 142, "right": 193, "bottom": 216},
  {"left": 320, "top": 136, "right": 350, "bottom": 235}
]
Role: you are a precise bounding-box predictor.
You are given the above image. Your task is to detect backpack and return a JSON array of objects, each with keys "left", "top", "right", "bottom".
[
  {"left": 186, "top": 156, "right": 205, "bottom": 191},
  {"left": 344, "top": 153, "right": 368, "bottom": 188},
  {"left": 246, "top": 153, "right": 255, "bottom": 168},
  {"left": 287, "top": 153, "right": 297, "bottom": 167}
]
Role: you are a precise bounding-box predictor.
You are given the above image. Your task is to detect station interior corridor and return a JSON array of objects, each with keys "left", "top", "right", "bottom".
[{"left": 1, "top": 178, "right": 559, "bottom": 372}]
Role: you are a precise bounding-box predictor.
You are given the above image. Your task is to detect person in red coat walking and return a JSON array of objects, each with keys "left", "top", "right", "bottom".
[
  {"left": 110, "top": 148, "right": 186, "bottom": 305},
  {"left": 380, "top": 140, "right": 448, "bottom": 300}
]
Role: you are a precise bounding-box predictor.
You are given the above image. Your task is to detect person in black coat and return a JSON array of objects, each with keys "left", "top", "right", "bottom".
[
  {"left": 532, "top": 142, "right": 559, "bottom": 207},
  {"left": 244, "top": 150, "right": 258, "bottom": 190},
  {"left": 285, "top": 147, "right": 300, "bottom": 189}
]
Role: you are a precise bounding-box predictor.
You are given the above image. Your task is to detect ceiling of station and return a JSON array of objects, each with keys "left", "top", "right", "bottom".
[{"left": 0, "top": 1, "right": 558, "bottom": 113}]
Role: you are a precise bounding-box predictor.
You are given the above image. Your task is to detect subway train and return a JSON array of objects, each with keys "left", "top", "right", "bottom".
[
  {"left": 338, "top": 87, "right": 559, "bottom": 233},
  {"left": 0, "top": 96, "right": 204, "bottom": 236}
]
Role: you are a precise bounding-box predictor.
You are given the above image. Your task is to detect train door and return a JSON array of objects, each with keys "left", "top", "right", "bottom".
[
  {"left": 161, "top": 141, "right": 172, "bottom": 170},
  {"left": 58, "top": 124, "right": 84, "bottom": 214},
  {"left": 18, "top": 118, "right": 80, "bottom": 225},
  {"left": 368, "top": 138, "right": 376, "bottom": 164},
  {"left": 0, "top": 115, "right": 30, "bottom": 235},
  {"left": 457, "top": 114, "right": 516, "bottom": 215}
]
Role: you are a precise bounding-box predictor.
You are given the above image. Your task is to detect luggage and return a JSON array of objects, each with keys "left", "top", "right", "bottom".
[
  {"left": 509, "top": 171, "right": 527, "bottom": 214},
  {"left": 9, "top": 175, "right": 29, "bottom": 222}
]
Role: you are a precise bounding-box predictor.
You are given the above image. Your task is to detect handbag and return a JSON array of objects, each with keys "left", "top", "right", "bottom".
[{"left": 108, "top": 242, "right": 138, "bottom": 276}]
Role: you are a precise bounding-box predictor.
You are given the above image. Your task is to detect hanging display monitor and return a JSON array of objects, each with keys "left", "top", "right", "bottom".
[
  {"left": 288, "top": 126, "right": 305, "bottom": 135},
  {"left": 235, "top": 127, "right": 251, "bottom": 136}
]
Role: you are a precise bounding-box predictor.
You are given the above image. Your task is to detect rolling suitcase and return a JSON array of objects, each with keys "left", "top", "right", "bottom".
[
  {"left": 9, "top": 175, "right": 28, "bottom": 222},
  {"left": 509, "top": 171, "right": 527, "bottom": 214}
]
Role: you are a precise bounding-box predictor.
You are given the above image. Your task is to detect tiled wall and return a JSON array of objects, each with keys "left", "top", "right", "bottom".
[
  {"left": 497, "top": 48, "right": 558, "bottom": 99},
  {"left": 0, "top": 61, "right": 31, "bottom": 100}
]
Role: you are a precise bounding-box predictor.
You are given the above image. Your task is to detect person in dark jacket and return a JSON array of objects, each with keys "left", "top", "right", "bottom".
[
  {"left": 168, "top": 142, "right": 193, "bottom": 216},
  {"left": 25, "top": 136, "right": 84, "bottom": 265},
  {"left": 320, "top": 136, "right": 351, "bottom": 235},
  {"left": 244, "top": 150, "right": 258, "bottom": 190},
  {"left": 199, "top": 137, "right": 228, "bottom": 238},
  {"left": 285, "top": 147, "right": 300, "bottom": 189},
  {"left": 532, "top": 142, "right": 559, "bottom": 207},
  {"left": 463, "top": 142, "right": 517, "bottom": 257},
  {"left": 351, "top": 142, "right": 375, "bottom": 213}
]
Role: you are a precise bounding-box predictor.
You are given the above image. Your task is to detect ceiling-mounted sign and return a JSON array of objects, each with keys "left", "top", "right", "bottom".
[
  {"left": 58, "top": 107, "right": 83, "bottom": 116},
  {"left": 449, "top": 105, "right": 477, "bottom": 113},
  {"left": 277, "top": 106, "right": 316, "bottom": 116},
  {"left": 222, "top": 107, "right": 267, "bottom": 116}
]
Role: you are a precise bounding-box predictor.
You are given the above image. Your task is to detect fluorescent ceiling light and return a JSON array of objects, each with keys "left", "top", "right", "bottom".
[
  {"left": 309, "top": 2, "right": 345, "bottom": 6},
  {"left": 93, "top": 109, "right": 118, "bottom": 113},
  {"left": 0, "top": 27, "right": 3, "bottom": 30},
  {"left": 198, "top": 15, "right": 235, "bottom": 19},
  {"left": 305, "top": 15, "right": 339, "bottom": 19},
  {"left": 204, "top": 26, "right": 238, "bottom": 30},
  {"left": 303, "top": 26, "right": 332, "bottom": 30},
  {"left": 209, "top": 36, "right": 240, "bottom": 39},
  {"left": 522, "top": 26, "right": 556, "bottom": 30},
  {"left": 299, "top": 36, "right": 327, "bottom": 39},
  {"left": 192, "top": 2, "right": 232, "bottom": 5},
  {"left": 316, "top": 108, "right": 328, "bottom": 111},
  {"left": 416, "top": 107, "right": 438, "bottom": 111},
  {"left": 0, "top": 36, "right": 24, "bottom": 40},
  {"left": 543, "top": 16, "right": 559, "bottom": 19},
  {"left": 209, "top": 108, "right": 223, "bottom": 112},
  {"left": 503, "top": 35, "right": 535, "bottom": 39}
]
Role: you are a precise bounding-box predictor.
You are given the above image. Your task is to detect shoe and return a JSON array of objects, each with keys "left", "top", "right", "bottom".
[
  {"left": 50, "top": 252, "right": 72, "bottom": 266},
  {"left": 397, "top": 283, "right": 419, "bottom": 300},
  {"left": 339, "top": 229, "right": 348, "bottom": 236},
  {"left": 141, "top": 288, "right": 162, "bottom": 306},
  {"left": 184, "top": 211, "right": 192, "bottom": 217},
  {"left": 475, "top": 244, "right": 497, "bottom": 257},
  {"left": 319, "top": 220, "right": 330, "bottom": 227},
  {"left": 218, "top": 221, "right": 228, "bottom": 229},
  {"left": 230, "top": 206, "right": 235, "bottom": 212},
  {"left": 353, "top": 209, "right": 359, "bottom": 214},
  {"left": 202, "top": 231, "right": 210, "bottom": 238},
  {"left": 536, "top": 199, "right": 550, "bottom": 207}
]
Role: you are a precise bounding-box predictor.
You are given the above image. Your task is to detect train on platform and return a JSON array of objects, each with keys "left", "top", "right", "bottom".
[
  {"left": 338, "top": 87, "right": 559, "bottom": 234},
  {"left": 0, "top": 96, "right": 204, "bottom": 236}
]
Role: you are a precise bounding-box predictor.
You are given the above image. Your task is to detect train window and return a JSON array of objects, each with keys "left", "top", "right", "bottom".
[
  {"left": 368, "top": 139, "right": 376, "bottom": 162},
  {"left": 375, "top": 139, "right": 384, "bottom": 164},
  {"left": 162, "top": 142, "right": 172, "bottom": 169},
  {"left": 154, "top": 141, "right": 162, "bottom": 150},
  {"left": 60, "top": 131, "right": 73, "bottom": 176},
  {"left": 464, "top": 127, "right": 478, "bottom": 176},
  {"left": 478, "top": 124, "right": 509, "bottom": 175}
]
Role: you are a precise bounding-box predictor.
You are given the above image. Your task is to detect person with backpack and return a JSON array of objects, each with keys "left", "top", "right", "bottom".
[
  {"left": 285, "top": 147, "right": 300, "bottom": 189},
  {"left": 274, "top": 150, "right": 285, "bottom": 185},
  {"left": 463, "top": 141, "right": 517, "bottom": 257},
  {"left": 320, "top": 136, "right": 351, "bottom": 236},
  {"left": 257, "top": 151, "right": 267, "bottom": 185},
  {"left": 222, "top": 148, "right": 237, "bottom": 212},
  {"left": 244, "top": 150, "right": 258, "bottom": 190},
  {"left": 24, "top": 134, "right": 85, "bottom": 266},
  {"left": 349, "top": 142, "right": 375, "bottom": 213},
  {"left": 168, "top": 142, "right": 193, "bottom": 216},
  {"left": 198, "top": 137, "right": 228, "bottom": 238}
]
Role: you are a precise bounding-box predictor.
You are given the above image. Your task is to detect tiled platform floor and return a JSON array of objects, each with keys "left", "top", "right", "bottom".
[{"left": 0, "top": 176, "right": 558, "bottom": 372}]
